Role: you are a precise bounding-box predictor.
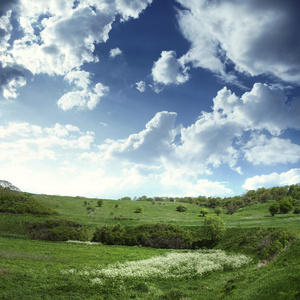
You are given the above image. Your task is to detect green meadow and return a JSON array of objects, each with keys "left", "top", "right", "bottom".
[{"left": 0, "top": 188, "right": 299, "bottom": 299}]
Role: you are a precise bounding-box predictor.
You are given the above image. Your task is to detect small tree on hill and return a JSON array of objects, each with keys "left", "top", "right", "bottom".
[
  {"left": 200, "top": 208, "right": 209, "bottom": 217},
  {"left": 214, "top": 207, "right": 222, "bottom": 216},
  {"left": 97, "top": 199, "right": 103, "bottom": 207},
  {"left": 176, "top": 205, "right": 187, "bottom": 212},
  {"left": 203, "top": 215, "right": 226, "bottom": 242},
  {"left": 269, "top": 202, "right": 280, "bottom": 216}
]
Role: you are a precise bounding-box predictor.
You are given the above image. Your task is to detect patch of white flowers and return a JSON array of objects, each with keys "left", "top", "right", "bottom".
[
  {"left": 66, "top": 240, "right": 101, "bottom": 245},
  {"left": 61, "top": 250, "right": 251, "bottom": 281}
]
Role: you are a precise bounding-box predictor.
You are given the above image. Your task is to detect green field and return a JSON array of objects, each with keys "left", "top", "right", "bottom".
[{"left": 0, "top": 192, "right": 299, "bottom": 299}]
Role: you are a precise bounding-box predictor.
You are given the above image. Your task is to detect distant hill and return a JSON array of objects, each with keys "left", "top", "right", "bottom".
[{"left": 0, "top": 180, "right": 56, "bottom": 215}]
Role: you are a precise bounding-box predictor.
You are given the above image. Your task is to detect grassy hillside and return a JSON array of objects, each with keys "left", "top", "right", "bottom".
[{"left": 0, "top": 192, "right": 299, "bottom": 299}]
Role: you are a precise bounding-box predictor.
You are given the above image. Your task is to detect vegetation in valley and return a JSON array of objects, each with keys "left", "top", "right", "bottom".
[{"left": 0, "top": 181, "right": 299, "bottom": 299}]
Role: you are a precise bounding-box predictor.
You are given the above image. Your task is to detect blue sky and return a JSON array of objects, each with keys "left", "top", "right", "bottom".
[{"left": 0, "top": 0, "right": 300, "bottom": 198}]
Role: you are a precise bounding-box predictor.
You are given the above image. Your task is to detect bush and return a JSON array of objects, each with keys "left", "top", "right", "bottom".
[
  {"left": 259, "top": 229, "right": 296, "bottom": 260},
  {"left": 176, "top": 205, "right": 187, "bottom": 212},
  {"left": 134, "top": 206, "right": 143, "bottom": 213},
  {"left": 92, "top": 223, "right": 193, "bottom": 249},
  {"left": 279, "top": 198, "right": 293, "bottom": 214},
  {"left": 27, "top": 219, "right": 87, "bottom": 241},
  {"left": 97, "top": 199, "right": 103, "bottom": 207},
  {"left": 293, "top": 207, "right": 300, "bottom": 214},
  {"left": 269, "top": 201, "right": 280, "bottom": 216}
]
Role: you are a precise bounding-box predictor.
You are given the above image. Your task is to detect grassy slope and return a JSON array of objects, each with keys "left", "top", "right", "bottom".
[
  {"left": 33, "top": 194, "right": 300, "bottom": 228},
  {"left": 0, "top": 193, "right": 299, "bottom": 299},
  {"left": 0, "top": 235, "right": 299, "bottom": 299}
]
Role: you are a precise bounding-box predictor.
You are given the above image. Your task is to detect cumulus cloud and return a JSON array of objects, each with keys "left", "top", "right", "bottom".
[
  {"left": 1, "top": 0, "right": 152, "bottom": 99},
  {"left": 176, "top": 0, "right": 300, "bottom": 83},
  {"left": 57, "top": 70, "right": 109, "bottom": 110},
  {"left": 244, "top": 135, "right": 300, "bottom": 165},
  {"left": 152, "top": 51, "right": 189, "bottom": 87},
  {"left": 11, "top": 0, "right": 153, "bottom": 76},
  {"left": 98, "top": 111, "right": 178, "bottom": 164},
  {"left": 57, "top": 82, "right": 109, "bottom": 110},
  {"left": 85, "top": 83, "right": 300, "bottom": 175},
  {"left": 243, "top": 169, "right": 300, "bottom": 191},
  {"left": 109, "top": 47, "right": 122, "bottom": 58}
]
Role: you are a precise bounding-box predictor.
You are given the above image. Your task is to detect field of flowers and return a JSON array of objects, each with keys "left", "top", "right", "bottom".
[{"left": 62, "top": 249, "right": 251, "bottom": 283}]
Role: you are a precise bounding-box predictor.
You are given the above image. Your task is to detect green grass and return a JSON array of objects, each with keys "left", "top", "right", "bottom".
[
  {"left": 0, "top": 235, "right": 299, "bottom": 299},
  {"left": 0, "top": 193, "right": 299, "bottom": 299},
  {"left": 33, "top": 195, "right": 300, "bottom": 229}
]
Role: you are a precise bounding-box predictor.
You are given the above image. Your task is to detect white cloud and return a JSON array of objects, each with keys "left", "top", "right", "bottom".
[
  {"left": 0, "top": 122, "right": 94, "bottom": 164},
  {"left": 152, "top": 51, "right": 189, "bottom": 86},
  {"left": 176, "top": 0, "right": 300, "bottom": 83},
  {"left": 109, "top": 47, "right": 122, "bottom": 58},
  {"left": 84, "top": 83, "right": 300, "bottom": 176},
  {"left": 98, "top": 111, "right": 178, "bottom": 164},
  {"left": 136, "top": 81, "right": 146, "bottom": 92},
  {"left": 1, "top": 0, "right": 152, "bottom": 100},
  {"left": 64, "top": 70, "right": 91, "bottom": 90},
  {"left": 11, "top": 0, "right": 153, "bottom": 76},
  {"left": 243, "top": 169, "right": 300, "bottom": 191},
  {"left": 244, "top": 135, "right": 300, "bottom": 165},
  {"left": 115, "top": 0, "right": 153, "bottom": 21},
  {"left": 57, "top": 82, "right": 109, "bottom": 110}
]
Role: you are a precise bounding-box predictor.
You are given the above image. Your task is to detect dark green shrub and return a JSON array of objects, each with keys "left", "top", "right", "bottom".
[
  {"left": 27, "top": 219, "right": 87, "bottom": 241},
  {"left": 293, "top": 207, "right": 300, "bottom": 214},
  {"left": 92, "top": 224, "right": 126, "bottom": 245},
  {"left": 269, "top": 201, "right": 280, "bottom": 216},
  {"left": 134, "top": 206, "right": 143, "bottom": 213},
  {"left": 176, "top": 204, "right": 187, "bottom": 212},
  {"left": 97, "top": 199, "right": 103, "bottom": 207},
  {"left": 279, "top": 198, "right": 293, "bottom": 214},
  {"left": 92, "top": 223, "right": 192, "bottom": 249}
]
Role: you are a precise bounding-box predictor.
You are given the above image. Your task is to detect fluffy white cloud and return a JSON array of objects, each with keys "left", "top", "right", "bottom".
[
  {"left": 86, "top": 83, "right": 300, "bottom": 175},
  {"left": 57, "top": 82, "right": 109, "bottom": 110},
  {"left": 152, "top": 51, "right": 189, "bottom": 86},
  {"left": 176, "top": 0, "right": 300, "bottom": 83},
  {"left": 136, "top": 81, "right": 146, "bottom": 92},
  {"left": 11, "top": 0, "right": 153, "bottom": 76},
  {"left": 109, "top": 47, "right": 122, "bottom": 58},
  {"left": 0, "top": 0, "right": 152, "bottom": 100},
  {"left": 244, "top": 135, "right": 300, "bottom": 165},
  {"left": 0, "top": 122, "right": 94, "bottom": 163},
  {"left": 243, "top": 169, "right": 300, "bottom": 191},
  {"left": 98, "top": 111, "right": 178, "bottom": 164}
]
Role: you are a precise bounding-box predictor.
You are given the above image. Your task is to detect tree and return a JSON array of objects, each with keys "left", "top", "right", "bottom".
[
  {"left": 214, "top": 207, "right": 222, "bottom": 216},
  {"left": 97, "top": 199, "right": 103, "bottom": 207},
  {"left": 203, "top": 216, "right": 226, "bottom": 242},
  {"left": 279, "top": 198, "right": 293, "bottom": 214},
  {"left": 226, "top": 202, "right": 238, "bottom": 215},
  {"left": 269, "top": 202, "right": 280, "bottom": 216},
  {"left": 200, "top": 208, "right": 209, "bottom": 217}
]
